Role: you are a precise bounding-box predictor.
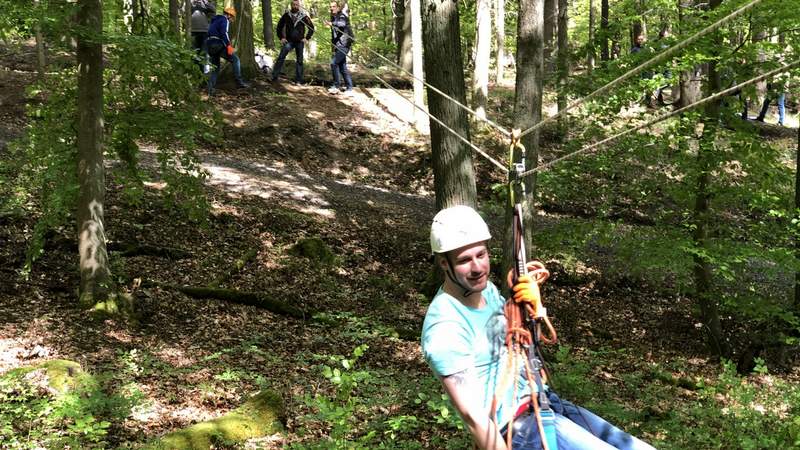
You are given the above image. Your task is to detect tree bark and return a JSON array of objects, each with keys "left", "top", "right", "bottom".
[
  {"left": 222, "top": 0, "right": 257, "bottom": 80},
  {"left": 34, "top": 0, "right": 46, "bottom": 78},
  {"left": 600, "top": 0, "right": 609, "bottom": 61},
  {"left": 169, "top": 0, "right": 180, "bottom": 38},
  {"left": 422, "top": 0, "right": 477, "bottom": 210},
  {"left": 411, "top": 0, "right": 425, "bottom": 131},
  {"left": 543, "top": 0, "right": 555, "bottom": 67},
  {"left": 472, "top": 0, "right": 491, "bottom": 120},
  {"left": 396, "top": 0, "right": 413, "bottom": 71},
  {"left": 692, "top": 0, "right": 728, "bottom": 359},
  {"left": 510, "top": 0, "right": 544, "bottom": 263},
  {"left": 795, "top": 124, "right": 800, "bottom": 312},
  {"left": 556, "top": 0, "right": 568, "bottom": 120},
  {"left": 184, "top": 0, "right": 192, "bottom": 47},
  {"left": 261, "top": 0, "right": 275, "bottom": 48},
  {"left": 494, "top": 0, "right": 505, "bottom": 83},
  {"left": 587, "top": 0, "right": 595, "bottom": 74},
  {"left": 76, "top": 0, "right": 111, "bottom": 307},
  {"left": 677, "top": 0, "right": 701, "bottom": 108}
]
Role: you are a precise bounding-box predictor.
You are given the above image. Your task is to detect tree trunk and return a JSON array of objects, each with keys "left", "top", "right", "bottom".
[
  {"left": 223, "top": 0, "right": 257, "bottom": 80},
  {"left": 495, "top": 0, "right": 505, "bottom": 83},
  {"left": 169, "top": 0, "right": 180, "bottom": 38},
  {"left": 543, "top": 0, "right": 555, "bottom": 67},
  {"left": 692, "top": 0, "right": 728, "bottom": 359},
  {"left": 472, "top": 0, "right": 491, "bottom": 120},
  {"left": 677, "top": 0, "right": 701, "bottom": 108},
  {"left": 631, "top": 0, "right": 645, "bottom": 48},
  {"left": 556, "top": 0, "right": 568, "bottom": 120},
  {"left": 34, "top": 0, "right": 46, "bottom": 78},
  {"left": 600, "top": 0, "right": 609, "bottom": 61},
  {"left": 262, "top": 0, "right": 275, "bottom": 48},
  {"left": 795, "top": 124, "right": 800, "bottom": 312},
  {"left": 76, "top": 0, "right": 111, "bottom": 307},
  {"left": 411, "top": 0, "right": 425, "bottom": 131},
  {"left": 421, "top": 0, "right": 477, "bottom": 210},
  {"left": 184, "top": 0, "right": 192, "bottom": 47},
  {"left": 752, "top": 18, "right": 767, "bottom": 108},
  {"left": 510, "top": 0, "right": 544, "bottom": 263},
  {"left": 587, "top": 0, "right": 595, "bottom": 74},
  {"left": 396, "top": 0, "right": 413, "bottom": 70}
]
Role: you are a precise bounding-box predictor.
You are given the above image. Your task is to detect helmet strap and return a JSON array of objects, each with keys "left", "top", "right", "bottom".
[{"left": 444, "top": 256, "right": 475, "bottom": 299}]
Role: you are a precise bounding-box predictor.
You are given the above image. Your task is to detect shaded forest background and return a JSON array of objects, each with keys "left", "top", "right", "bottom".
[{"left": 1, "top": 0, "right": 800, "bottom": 448}]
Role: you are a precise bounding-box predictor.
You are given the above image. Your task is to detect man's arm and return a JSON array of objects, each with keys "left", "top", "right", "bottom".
[
  {"left": 304, "top": 15, "right": 315, "bottom": 40},
  {"left": 441, "top": 370, "right": 508, "bottom": 450},
  {"left": 276, "top": 14, "right": 287, "bottom": 40}
]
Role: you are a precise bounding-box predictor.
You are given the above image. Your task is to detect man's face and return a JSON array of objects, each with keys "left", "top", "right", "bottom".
[
  {"left": 330, "top": 2, "right": 339, "bottom": 14},
  {"left": 291, "top": 0, "right": 301, "bottom": 12},
  {"left": 636, "top": 35, "right": 645, "bottom": 46},
  {"left": 440, "top": 242, "right": 490, "bottom": 293}
]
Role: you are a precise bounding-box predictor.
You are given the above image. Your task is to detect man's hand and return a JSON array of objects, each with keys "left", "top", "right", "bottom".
[
  {"left": 226, "top": 44, "right": 234, "bottom": 56},
  {"left": 280, "top": 38, "right": 287, "bottom": 44},
  {"left": 441, "top": 370, "right": 509, "bottom": 450},
  {"left": 301, "top": 38, "right": 308, "bottom": 44}
]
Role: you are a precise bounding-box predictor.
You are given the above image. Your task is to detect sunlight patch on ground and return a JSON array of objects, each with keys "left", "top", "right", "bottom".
[{"left": 203, "top": 159, "right": 335, "bottom": 218}]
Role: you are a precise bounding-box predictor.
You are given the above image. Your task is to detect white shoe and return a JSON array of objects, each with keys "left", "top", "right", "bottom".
[
  {"left": 327, "top": 86, "right": 339, "bottom": 94},
  {"left": 342, "top": 89, "right": 354, "bottom": 96}
]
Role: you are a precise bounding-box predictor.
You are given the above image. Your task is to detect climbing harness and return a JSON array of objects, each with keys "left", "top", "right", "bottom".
[{"left": 488, "top": 131, "right": 559, "bottom": 450}]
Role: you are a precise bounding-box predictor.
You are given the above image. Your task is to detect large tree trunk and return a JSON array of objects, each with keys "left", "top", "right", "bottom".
[
  {"left": 396, "top": 0, "right": 413, "bottom": 70},
  {"left": 587, "top": 0, "right": 595, "bottom": 74},
  {"left": 795, "top": 124, "right": 800, "bottom": 312},
  {"left": 421, "top": 0, "right": 477, "bottom": 210},
  {"left": 543, "top": 0, "right": 555, "bottom": 68},
  {"left": 262, "top": 0, "right": 275, "bottom": 48},
  {"left": 677, "top": 0, "right": 701, "bottom": 108},
  {"left": 494, "top": 0, "right": 505, "bottom": 83},
  {"left": 34, "top": 0, "right": 46, "bottom": 78},
  {"left": 472, "top": 0, "right": 491, "bottom": 120},
  {"left": 169, "top": 0, "right": 180, "bottom": 38},
  {"left": 631, "top": 0, "right": 645, "bottom": 48},
  {"left": 692, "top": 0, "right": 728, "bottom": 359},
  {"left": 600, "top": 0, "right": 609, "bottom": 61},
  {"left": 184, "top": 0, "right": 192, "bottom": 47},
  {"left": 556, "top": 0, "right": 568, "bottom": 120},
  {"left": 510, "top": 0, "right": 544, "bottom": 262},
  {"left": 223, "top": 0, "right": 257, "bottom": 80},
  {"left": 411, "top": 0, "right": 425, "bottom": 131},
  {"left": 76, "top": 0, "right": 111, "bottom": 307}
]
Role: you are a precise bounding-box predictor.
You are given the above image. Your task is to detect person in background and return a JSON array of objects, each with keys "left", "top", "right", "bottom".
[
  {"left": 325, "top": 1, "right": 354, "bottom": 95},
  {"left": 756, "top": 83, "right": 787, "bottom": 126},
  {"left": 272, "top": 0, "right": 315, "bottom": 84},
  {"left": 190, "top": 0, "right": 216, "bottom": 73},
  {"left": 206, "top": 7, "right": 249, "bottom": 96}
]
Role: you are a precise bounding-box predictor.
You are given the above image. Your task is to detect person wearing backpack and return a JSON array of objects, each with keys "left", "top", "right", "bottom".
[
  {"left": 190, "top": 0, "right": 215, "bottom": 72},
  {"left": 206, "top": 7, "right": 249, "bottom": 95}
]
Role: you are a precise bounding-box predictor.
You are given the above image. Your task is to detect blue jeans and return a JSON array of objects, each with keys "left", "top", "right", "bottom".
[
  {"left": 331, "top": 48, "right": 353, "bottom": 90},
  {"left": 504, "top": 392, "right": 656, "bottom": 450},
  {"left": 757, "top": 92, "right": 786, "bottom": 125},
  {"left": 207, "top": 40, "right": 244, "bottom": 93},
  {"left": 272, "top": 41, "right": 304, "bottom": 83}
]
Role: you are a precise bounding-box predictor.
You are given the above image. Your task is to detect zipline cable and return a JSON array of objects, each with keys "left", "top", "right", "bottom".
[
  {"left": 515, "top": 0, "right": 763, "bottom": 141},
  {"left": 347, "top": 51, "right": 509, "bottom": 173},
  {"left": 518, "top": 59, "right": 800, "bottom": 178}
]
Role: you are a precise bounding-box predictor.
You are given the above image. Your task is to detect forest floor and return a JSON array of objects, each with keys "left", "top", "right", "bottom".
[{"left": 1, "top": 42, "right": 799, "bottom": 449}]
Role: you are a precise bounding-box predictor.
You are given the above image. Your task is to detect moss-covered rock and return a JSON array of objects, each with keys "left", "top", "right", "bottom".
[
  {"left": 289, "top": 236, "right": 336, "bottom": 266},
  {"left": 6, "top": 359, "right": 91, "bottom": 395},
  {"left": 153, "top": 390, "right": 285, "bottom": 450}
]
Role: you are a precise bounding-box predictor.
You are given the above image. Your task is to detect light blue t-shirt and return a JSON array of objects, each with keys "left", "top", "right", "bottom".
[{"left": 421, "top": 281, "right": 532, "bottom": 427}]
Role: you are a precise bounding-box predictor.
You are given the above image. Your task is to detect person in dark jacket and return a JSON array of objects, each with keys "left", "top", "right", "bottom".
[
  {"left": 271, "top": 0, "right": 315, "bottom": 84},
  {"left": 206, "top": 7, "right": 249, "bottom": 95},
  {"left": 325, "top": 1, "right": 353, "bottom": 94},
  {"left": 190, "top": 0, "right": 215, "bottom": 72}
]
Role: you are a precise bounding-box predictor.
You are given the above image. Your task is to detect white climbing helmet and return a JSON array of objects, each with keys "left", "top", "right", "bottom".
[{"left": 430, "top": 205, "right": 492, "bottom": 254}]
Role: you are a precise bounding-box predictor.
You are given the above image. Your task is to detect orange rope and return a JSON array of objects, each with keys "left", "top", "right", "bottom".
[{"left": 491, "top": 260, "right": 558, "bottom": 449}]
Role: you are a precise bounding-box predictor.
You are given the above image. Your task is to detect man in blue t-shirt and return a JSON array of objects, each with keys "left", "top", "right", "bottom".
[{"left": 421, "top": 205, "right": 656, "bottom": 450}]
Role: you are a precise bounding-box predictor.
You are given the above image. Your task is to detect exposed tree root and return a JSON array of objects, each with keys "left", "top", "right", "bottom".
[
  {"left": 207, "top": 247, "right": 258, "bottom": 289},
  {"left": 108, "top": 242, "right": 191, "bottom": 259}
]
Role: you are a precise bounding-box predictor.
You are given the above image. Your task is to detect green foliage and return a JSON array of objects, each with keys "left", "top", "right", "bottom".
[
  {"left": 0, "top": 366, "right": 141, "bottom": 449},
  {"left": 10, "top": 30, "right": 218, "bottom": 270}
]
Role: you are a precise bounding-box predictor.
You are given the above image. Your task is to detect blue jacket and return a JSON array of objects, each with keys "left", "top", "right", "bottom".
[{"left": 207, "top": 14, "right": 231, "bottom": 46}]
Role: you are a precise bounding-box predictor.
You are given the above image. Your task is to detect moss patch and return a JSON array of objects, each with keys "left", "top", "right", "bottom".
[
  {"left": 154, "top": 390, "right": 285, "bottom": 450},
  {"left": 6, "top": 359, "right": 91, "bottom": 395},
  {"left": 289, "top": 236, "right": 336, "bottom": 266}
]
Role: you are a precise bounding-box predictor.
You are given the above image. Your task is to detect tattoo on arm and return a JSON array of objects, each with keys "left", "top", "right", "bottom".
[{"left": 444, "top": 370, "right": 469, "bottom": 387}]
